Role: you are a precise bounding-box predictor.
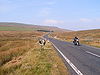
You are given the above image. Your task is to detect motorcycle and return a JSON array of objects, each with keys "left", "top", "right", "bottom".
[{"left": 73, "top": 39, "right": 80, "bottom": 46}]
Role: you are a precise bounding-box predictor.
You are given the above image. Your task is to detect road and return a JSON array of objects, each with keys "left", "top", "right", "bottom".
[{"left": 44, "top": 36, "right": 100, "bottom": 75}]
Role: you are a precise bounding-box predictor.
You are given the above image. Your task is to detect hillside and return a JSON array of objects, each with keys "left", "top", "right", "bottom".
[
  {"left": 51, "top": 29, "right": 100, "bottom": 47},
  {"left": 0, "top": 22, "right": 71, "bottom": 32}
]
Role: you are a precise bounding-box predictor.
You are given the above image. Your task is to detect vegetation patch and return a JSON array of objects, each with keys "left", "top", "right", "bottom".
[
  {"left": 0, "top": 26, "right": 36, "bottom": 31},
  {"left": 51, "top": 29, "right": 100, "bottom": 48},
  {"left": 0, "top": 31, "right": 69, "bottom": 75}
]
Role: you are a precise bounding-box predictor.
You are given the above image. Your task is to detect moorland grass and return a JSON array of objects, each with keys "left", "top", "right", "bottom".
[
  {"left": 0, "top": 31, "right": 69, "bottom": 75},
  {"left": 51, "top": 29, "right": 100, "bottom": 48},
  {"left": 0, "top": 26, "right": 36, "bottom": 31}
]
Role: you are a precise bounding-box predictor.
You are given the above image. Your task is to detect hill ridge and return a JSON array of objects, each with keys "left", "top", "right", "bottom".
[{"left": 0, "top": 22, "right": 71, "bottom": 32}]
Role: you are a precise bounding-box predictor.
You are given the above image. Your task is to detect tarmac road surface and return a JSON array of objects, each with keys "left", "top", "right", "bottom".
[{"left": 44, "top": 35, "right": 100, "bottom": 75}]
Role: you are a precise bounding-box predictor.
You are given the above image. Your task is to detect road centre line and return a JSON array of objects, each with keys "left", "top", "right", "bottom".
[
  {"left": 86, "top": 51, "right": 100, "bottom": 58},
  {"left": 51, "top": 42, "right": 83, "bottom": 75}
]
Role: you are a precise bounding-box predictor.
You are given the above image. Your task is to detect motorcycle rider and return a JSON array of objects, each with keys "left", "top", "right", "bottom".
[{"left": 73, "top": 37, "right": 80, "bottom": 45}]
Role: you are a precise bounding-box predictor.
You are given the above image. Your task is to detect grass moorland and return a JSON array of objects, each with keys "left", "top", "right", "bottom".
[
  {"left": 0, "top": 31, "right": 69, "bottom": 75},
  {"left": 51, "top": 29, "right": 100, "bottom": 48},
  {"left": 0, "top": 26, "right": 37, "bottom": 31}
]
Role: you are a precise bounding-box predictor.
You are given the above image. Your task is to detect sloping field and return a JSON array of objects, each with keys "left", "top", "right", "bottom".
[
  {"left": 0, "top": 31, "right": 69, "bottom": 75},
  {"left": 51, "top": 29, "right": 100, "bottom": 47},
  {"left": 0, "top": 22, "right": 71, "bottom": 32},
  {"left": 0, "top": 26, "right": 36, "bottom": 31}
]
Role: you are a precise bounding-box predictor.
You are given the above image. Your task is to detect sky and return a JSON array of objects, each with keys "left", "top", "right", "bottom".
[{"left": 0, "top": 0, "right": 100, "bottom": 30}]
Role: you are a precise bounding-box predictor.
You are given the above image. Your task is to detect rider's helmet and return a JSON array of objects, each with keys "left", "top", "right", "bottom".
[{"left": 75, "top": 37, "right": 78, "bottom": 39}]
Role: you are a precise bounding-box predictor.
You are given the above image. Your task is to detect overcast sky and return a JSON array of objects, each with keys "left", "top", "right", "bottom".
[{"left": 0, "top": 0, "right": 100, "bottom": 30}]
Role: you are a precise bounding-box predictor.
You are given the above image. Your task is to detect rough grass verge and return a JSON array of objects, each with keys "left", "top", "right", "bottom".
[{"left": 0, "top": 41, "right": 69, "bottom": 75}]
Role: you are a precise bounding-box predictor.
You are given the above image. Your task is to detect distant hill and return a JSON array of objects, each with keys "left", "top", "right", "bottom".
[
  {"left": 51, "top": 29, "right": 100, "bottom": 47},
  {"left": 54, "top": 29, "right": 100, "bottom": 39},
  {"left": 0, "top": 22, "right": 71, "bottom": 32}
]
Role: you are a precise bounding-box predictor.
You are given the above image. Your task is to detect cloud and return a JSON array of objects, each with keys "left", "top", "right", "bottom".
[
  {"left": 45, "top": 1, "right": 56, "bottom": 5},
  {"left": 38, "top": 8, "right": 52, "bottom": 17},
  {"left": 43, "top": 19, "right": 64, "bottom": 25},
  {"left": 0, "top": 5, "right": 11, "bottom": 13},
  {"left": 79, "top": 18, "right": 100, "bottom": 23},
  {"left": 37, "top": 1, "right": 56, "bottom": 17},
  {"left": 0, "top": 1, "right": 17, "bottom": 13},
  {"left": 95, "top": 18, "right": 100, "bottom": 22},
  {"left": 80, "top": 18, "right": 92, "bottom": 22},
  {"left": 26, "top": 1, "right": 56, "bottom": 6}
]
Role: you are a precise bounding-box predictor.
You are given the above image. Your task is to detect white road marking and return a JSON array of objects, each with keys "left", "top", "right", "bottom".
[
  {"left": 52, "top": 43, "right": 83, "bottom": 75},
  {"left": 86, "top": 51, "right": 100, "bottom": 58}
]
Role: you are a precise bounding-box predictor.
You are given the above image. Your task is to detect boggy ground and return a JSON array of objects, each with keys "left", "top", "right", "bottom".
[{"left": 0, "top": 31, "right": 69, "bottom": 75}]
